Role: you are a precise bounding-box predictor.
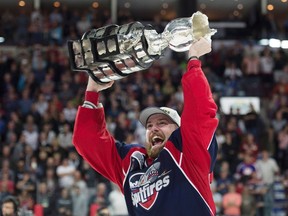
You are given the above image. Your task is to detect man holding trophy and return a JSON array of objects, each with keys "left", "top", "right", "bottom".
[{"left": 72, "top": 11, "right": 219, "bottom": 216}]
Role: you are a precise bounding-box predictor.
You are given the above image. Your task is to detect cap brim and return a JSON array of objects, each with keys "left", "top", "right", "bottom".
[
  {"left": 139, "top": 107, "right": 167, "bottom": 127},
  {"left": 139, "top": 107, "right": 178, "bottom": 127}
]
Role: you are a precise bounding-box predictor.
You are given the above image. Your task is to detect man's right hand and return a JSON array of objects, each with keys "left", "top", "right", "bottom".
[{"left": 86, "top": 76, "right": 114, "bottom": 92}]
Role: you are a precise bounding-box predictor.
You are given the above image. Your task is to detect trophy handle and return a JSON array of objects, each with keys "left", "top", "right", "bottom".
[{"left": 67, "top": 40, "right": 106, "bottom": 84}]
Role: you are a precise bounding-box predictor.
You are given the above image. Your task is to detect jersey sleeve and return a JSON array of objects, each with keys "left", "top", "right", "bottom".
[
  {"left": 180, "top": 59, "right": 219, "bottom": 177},
  {"left": 73, "top": 105, "right": 124, "bottom": 185}
]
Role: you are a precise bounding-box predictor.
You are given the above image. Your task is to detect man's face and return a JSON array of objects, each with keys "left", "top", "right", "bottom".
[
  {"left": 2, "top": 202, "right": 15, "bottom": 216},
  {"left": 145, "top": 114, "right": 178, "bottom": 159}
]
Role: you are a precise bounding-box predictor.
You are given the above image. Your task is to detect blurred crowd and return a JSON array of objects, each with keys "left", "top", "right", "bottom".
[{"left": 0, "top": 6, "right": 288, "bottom": 216}]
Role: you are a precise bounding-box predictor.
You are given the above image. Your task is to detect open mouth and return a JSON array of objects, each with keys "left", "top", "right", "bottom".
[{"left": 152, "top": 136, "right": 164, "bottom": 146}]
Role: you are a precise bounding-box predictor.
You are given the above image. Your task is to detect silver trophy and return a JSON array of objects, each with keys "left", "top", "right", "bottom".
[{"left": 67, "top": 11, "right": 216, "bottom": 84}]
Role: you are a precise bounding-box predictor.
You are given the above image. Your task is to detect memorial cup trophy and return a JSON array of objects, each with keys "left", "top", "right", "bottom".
[{"left": 67, "top": 11, "right": 216, "bottom": 84}]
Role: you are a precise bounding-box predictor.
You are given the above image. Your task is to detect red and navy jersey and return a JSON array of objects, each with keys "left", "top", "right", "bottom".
[{"left": 73, "top": 60, "right": 219, "bottom": 216}]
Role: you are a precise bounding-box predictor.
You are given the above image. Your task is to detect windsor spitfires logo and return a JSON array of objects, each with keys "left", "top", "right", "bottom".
[{"left": 129, "top": 162, "right": 171, "bottom": 210}]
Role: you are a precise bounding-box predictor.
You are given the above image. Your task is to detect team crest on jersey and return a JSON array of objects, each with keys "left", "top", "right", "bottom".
[{"left": 129, "top": 162, "right": 171, "bottom": 210}]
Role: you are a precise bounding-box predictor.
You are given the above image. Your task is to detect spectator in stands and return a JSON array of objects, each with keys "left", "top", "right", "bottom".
[
  {"left": 271, "top": 110, "right": 287, "bottom": 135},
  {"left": 220, "top": 132, "right": 240, "bottom": 174},
  {"left": 273, "top": 49, "right": 287, "bottom": 71},
  {"left": 31, "top": 46, "right": 47, "bottom": 84},
  {"left": 5, "top": 131, "right": 20, "bottom": 156},
  {"left": 40, "top": 75, "right": 56, "bottom": 101},
  {"left": 108, "top": 183, "right": 128, "bottom": 216},
  {"left": 50, "top": 137, "right": 67, "bottom": 159},
  {"left": 80, "top": 161, "right": 109, "bottom": 196},
  {"left": 261, "top": 13, "right": 279, "bottom": 39},
  {"left": 55, "top": 187, "right": 73, "bottom": 216},
  {"left": 28, "top": 8, "right": 44, "bottom": 44},
  {"left": 223, "top": 61, "right": 243, "bottom": 96},
  {"left": 35, "top": 93, "right": 48, "bottom": 116},
  {"left": 239, "top": 133, "right": 259, "bottom": 160},
  {"left": 15, "top": 171, "right": 35, "bottom": 198},
  {"left": 13, "top": 160, "right": 25, "bottom": 186},
  {"left": 57, "top": 123, "right": 74, "bottom": 151},
  {"left": 88, "top": 182, "right": 109, "bottom": 212},
  {"left": 63, "top": 100, "right": 77, "bottom": 124},
  {"left": 243, "top": 103, "right": 261, "bottom": 139},
  {"left": 18, "top": 88, "right": 33, "bottom": 117},
  {"left": 272, "top": 75, "right": 288, "bottom": 100},
  {"left": 256, "top": 149, "right": 280, "bottom": 215},
  {"left": 22, "top": 122, "right": 39, "bottom": 151},
  {"left": 241, "top": 184, "right": 256, "bottom": 216},
  {"left": 33, "top": 149, "right": 47, "bottom": 179},
  {"left": 76, "top": 14, "right": 91, "bottom": 36},
  {"left": 242, "top": 51, "right": 260, "bottom": 76},
  {"left": 68, "top": 151, "right": 81, "bottom": 169},
  {"left": 73, "top": 170, "right": 88, "bottom": 197},
  {"left": 246, "top": 171, "right": 268, "bottom": 216},
  {"left": 241, "top": 52, "right": 262, "bottom": 95},
  {"left": 49, "top": 8, "right": 63, "bottom": 24},
  {"left": 1, "top": 195, "right": 19, "bottom": 216},
  {"left": 22, "top": 145, "right": 35, "bottom": 171},
  {"left": 18, "top": 189, "right": 35, "bottom": 212},
  {"left": 216, "top": 161, "right": 234, "bottom": 196},
  {"left": 0, "top": 188, "right": 11, "bottom": 206},
  {"left": 42, "top": 122, "right": 57, "bottom": 144},
  {"left": 43, "top": 168, "right": 58, "bottom": 196},
  {"left": 277, "top": 124, "right": 288, "bottom": 171},
  {"left": 71, "top": 185, "right": 88, "bottom": 216},
  {"left": 0, "top": 173, "right": 15, "bottom": 195},
  {"left": 36, "top": 181, "right": 55, "bottom": 215},
  {"left": 256, "top": 150, "right": 279, "bottom": 185},
  {"left": 0, "top": 160, "right": 15, "bottom": 184},
  {"left": 56, "top": 157, "right": 76, "bottom": 189},
  {"left": 5, "top": 133, "right": 19, "bottom": 164},
  {"left": 59, "top": 82, "right": 74, "bottom": 106},
  {"left": 222, "top": 182, "right": 242, "bottom": 216},
  {"left": 14, "top": 9, "right": 29, "bottom": 45},
  {"left": 260, "top": 47, "right": 275, "bottom": 94},
  {"left": 235, "top": 153, "right": 257, "bottom": 183},
  {"left": 0, "top": 146, "right": 13, "bottom": 168},
  {"left": 113, "top": 111, "right": 130, "bottom": 142},
  {"left": 3, "top": 88, "right": 19, "bottom": 116}
]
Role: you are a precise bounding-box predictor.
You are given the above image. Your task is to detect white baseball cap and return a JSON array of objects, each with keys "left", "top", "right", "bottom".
[{"left": 139, "top": 107, "right": 181, "bottom": 127}]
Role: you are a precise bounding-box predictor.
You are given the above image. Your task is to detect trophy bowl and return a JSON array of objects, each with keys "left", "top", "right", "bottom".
[{"left": 67, "top": 11, "right": 216, "bottom": 84}]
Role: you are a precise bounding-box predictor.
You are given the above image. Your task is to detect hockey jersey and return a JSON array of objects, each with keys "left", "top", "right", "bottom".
[{"left": 73, "top": 60, "right": 219, "bottom": 216}]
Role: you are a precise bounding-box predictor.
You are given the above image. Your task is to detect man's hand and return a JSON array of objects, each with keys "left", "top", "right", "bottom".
[
  {"left": 86, "top": 76, "right": 114, "bottom": 92},
  {"left": 188, "top": 37, "right": 212, "bottom": 58}
]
